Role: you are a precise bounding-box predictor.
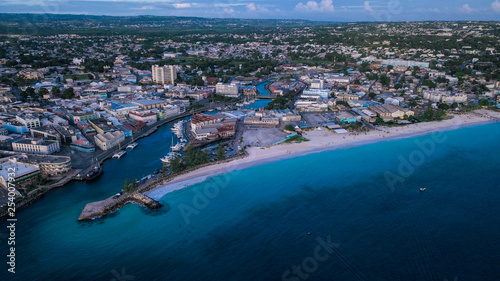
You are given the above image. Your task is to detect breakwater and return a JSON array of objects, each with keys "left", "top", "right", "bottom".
[{"left": 78, "top": 192, "right": 162, "bottom": 221}]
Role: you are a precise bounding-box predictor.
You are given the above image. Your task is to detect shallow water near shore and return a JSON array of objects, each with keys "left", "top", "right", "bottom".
[{"left": 1, "top": 122, "right": 500, "bottom": 280}]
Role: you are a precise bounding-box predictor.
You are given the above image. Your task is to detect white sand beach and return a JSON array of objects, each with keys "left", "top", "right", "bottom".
[{"left": 146, "top": 110, "right": 500, "bottom": 200}]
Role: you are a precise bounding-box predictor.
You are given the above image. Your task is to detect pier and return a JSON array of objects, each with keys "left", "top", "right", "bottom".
[{"left": 78, "top": 192, "right": 162, "bottom": 221}]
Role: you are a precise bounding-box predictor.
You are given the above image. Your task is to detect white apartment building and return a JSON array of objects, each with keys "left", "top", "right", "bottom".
[
  {"left": 423, "top": 91, "right": 467, "bottom": 104},
  {"left": 16, "top": 115, "right": 41, "bottom": 129},
  {"left": 152, "top": 65, "right": 177, "bottom": 85},
  {"left": 216, "top": 83, "right": 239, "bottom": 98},
  {"left": 94, "top": 131, "right": 125, "bottom": 151},
  {"left": 12, "top": 138, "right": 60, "bottom": 155}
]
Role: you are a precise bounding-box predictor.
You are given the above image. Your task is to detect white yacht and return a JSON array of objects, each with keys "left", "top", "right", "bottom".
[
  {"left": 160, "top": 152, "right": 182, "bottom": 165},
  {"left": 171, "top": 142, "right": 185, "bottom": 152}
]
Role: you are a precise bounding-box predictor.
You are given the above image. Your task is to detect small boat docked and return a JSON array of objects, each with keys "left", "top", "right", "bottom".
[
  {"left": 85, "top": 158, "right": 103, "bottom": 181},
  {"left": 160, "top": 152, "right": 182, "bottom": 165},
  {"left": 127, "top": 142, "right": 138, "bottom": 149},
  {"left": 113, "top": 150, "right": 127, "bottom": 159},
  {"left": 171, "top": 142, "right": 186, "bottom": 152}
]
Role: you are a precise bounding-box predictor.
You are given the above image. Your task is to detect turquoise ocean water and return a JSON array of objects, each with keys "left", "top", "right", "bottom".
[{"left": 1, "top": 122, "right": 500, "bottom": 280}]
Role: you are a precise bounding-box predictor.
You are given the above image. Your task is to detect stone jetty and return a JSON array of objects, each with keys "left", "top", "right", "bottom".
[{"left": 78, "top": 192, "right": 162, "bottom": 221}]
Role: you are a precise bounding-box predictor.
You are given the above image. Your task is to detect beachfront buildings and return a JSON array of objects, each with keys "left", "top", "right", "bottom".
[
  {"left": 94, "top": 131, "right": 125, "bottom": 151},
  {"left": 295, "top": 96, "right": 329, "bottom": 112},
  {"left": 192, "top": 119, "right": 237, "bottom": 140},
  {"left": 216, "top": 83, "right": 239, "bottom": 98},
  {"left": 190, "top": 113, "right": 236, "bottom": 140},
  {"left": 12, "top": 138, "right": 61, "bottom": 155},
  {"left": 336, "top": 111, "right": 359, "bottom": 124},
  {"left": 152, "top": 65, "right": 177, "bottom": 85},
  {"left": 368, "top": 104, "right": 415, "bottom": 121},
  {"left": 423, "top": 91, "right": 467, "bottom": 104},
  {"left": 191, "top": 113, "right": 223, "bottom": 130}
]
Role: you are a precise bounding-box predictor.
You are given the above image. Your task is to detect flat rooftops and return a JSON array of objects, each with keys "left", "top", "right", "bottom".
[
  {"left": 132, "top": 99, "right": 167, "bottom": 106},
  {"left": 14, "top": 139, "right": 57, "bottom": 146},
  {"left": 71, "top": 111, "right": 96, "bottom": 116},
  {"left": 25, "top": 155, "right": 71, "bottom": 164},
  {"left": 0, "top": 161, "right": 39, "bottom": 181}
]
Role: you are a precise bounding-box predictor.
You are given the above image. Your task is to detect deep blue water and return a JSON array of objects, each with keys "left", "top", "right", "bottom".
[{"left": 1, "top": 123, "right": 500, "bottom": 281}]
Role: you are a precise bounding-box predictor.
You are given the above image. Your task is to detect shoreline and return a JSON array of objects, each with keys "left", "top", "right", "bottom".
[{"left": 146, "top": 110, "right": 500, "bottom": 200}]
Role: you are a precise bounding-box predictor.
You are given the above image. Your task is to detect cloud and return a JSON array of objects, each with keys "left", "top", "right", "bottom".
[
  {"left": 295, "top": 0, "right": 334, "bottom": 12},
  {"left": 363, "top": 1, "right": 373, "bottom": 12},
  {"left": 492, "top": 0, "right": 500, "bottom": 12},
  {"left": 460, "top": 4, "right": 474, "bottom": 13},
  {"left": 173, "top": 3, "right": 191, "bottom": 9},
  {"left": 224, "top": 8, "right": 235, "bottom": 14},
  {"left": 247, "top": 3, "right": 256, "bottom": 11},
  {"left": 246, "top": 3, "right": 269, "bottom": 12}
]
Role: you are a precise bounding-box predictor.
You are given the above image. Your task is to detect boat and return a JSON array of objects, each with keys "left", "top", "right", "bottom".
[
  {"left": 112, "top": 143, "right": 127, "bottom": 159},
  {"left": 127, "top": 142, "right": 138, "bottom": 149},
  {"left": 420, "top": 187, "right": 426, "bottom": 192},
  {"left": 85, "top": 158, "right": 103, "bottom": 181},
  {"left": 171, "top": 142, "right": 182, "bottom": 152},
  {"left": 207, "top": 108, "right": 215, "bottom": 112},
  {"left": 113, "top": 150, "right": 126, "bottom": 159},
  {"left": 171, "top": 142, "right": 186, "bottom": 152},
  {"left": 160, "top": 152, "right": 182, "bottom": 165}
]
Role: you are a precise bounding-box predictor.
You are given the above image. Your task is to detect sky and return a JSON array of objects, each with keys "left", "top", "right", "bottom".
[{"left": 0, "top": 0, "right": 500, "bottom": 22}]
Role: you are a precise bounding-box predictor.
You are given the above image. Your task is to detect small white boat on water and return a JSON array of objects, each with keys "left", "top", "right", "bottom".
[
  {"left": 113, "top": 144, "right": 126, "bottom": 159},
  {"left": 420, "top": 187, "right": 426, "bottom": 192},
  {"left": 113, "top": 150, "right": 126, "bottom": 159},
  {"left": 127, "top": 142, "right": 138, "bottom": 149},
  {"left": 171, "top": 142, "right": 184, "bottom": 152},
  {"left": 160, "top": 152, "right": 182, "bottom": 165}
]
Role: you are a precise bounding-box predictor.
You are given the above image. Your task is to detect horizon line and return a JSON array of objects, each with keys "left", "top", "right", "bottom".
[{"left": 0, "top": 13, "right": 499, "bottom": 24}]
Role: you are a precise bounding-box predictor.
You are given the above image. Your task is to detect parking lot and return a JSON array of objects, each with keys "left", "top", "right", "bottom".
[
  {"left": 242, "top": 125, "right": 288, "bottom": 147},
  {"left": 300, "top": 112, "right": 338, "bottom": 127}
]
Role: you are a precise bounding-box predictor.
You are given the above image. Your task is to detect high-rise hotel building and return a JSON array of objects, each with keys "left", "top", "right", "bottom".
[{"left": 152, "top": 65, "right": 177, "bottom": 84}]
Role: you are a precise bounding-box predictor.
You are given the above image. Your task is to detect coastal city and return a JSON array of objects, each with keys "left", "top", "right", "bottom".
[
  {"left": 1, "top": 18, "right": 499, "bottom": 214},
  {"left": 0, "top": 10, "right": 500, "bottom": 281}
]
